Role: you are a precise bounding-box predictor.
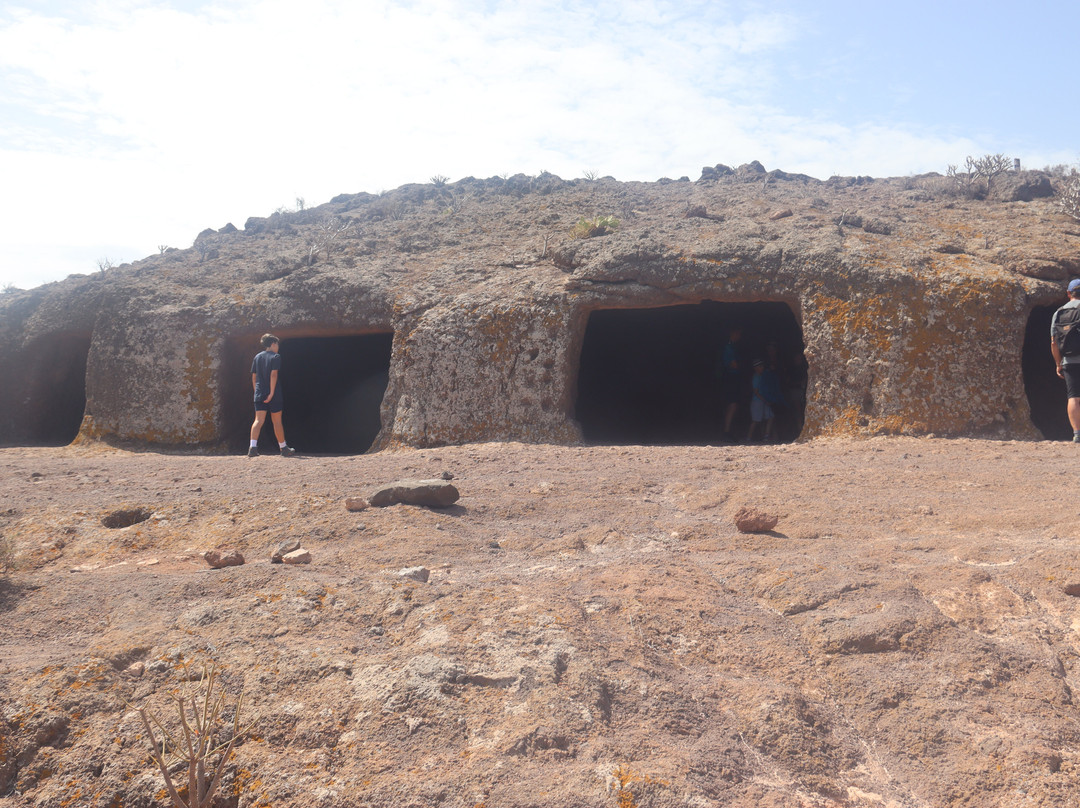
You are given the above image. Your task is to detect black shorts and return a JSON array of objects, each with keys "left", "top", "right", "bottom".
[
  {"left": 255, "top": 398, "right": 283, "bottom": 414},
  {"left": 1065, "top": 364, "right": 1080, "bottom": 399}
]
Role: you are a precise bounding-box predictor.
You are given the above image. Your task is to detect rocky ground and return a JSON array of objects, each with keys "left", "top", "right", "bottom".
[{"left": 2, "top": 437, "right": 1080, "bottom": 808}]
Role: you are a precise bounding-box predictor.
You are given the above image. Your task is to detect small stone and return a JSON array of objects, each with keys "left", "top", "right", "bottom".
[
  {"left": 125, "top": 661, "right": 145, "bottom": 678},
  {"left": 272, "top": 626, "right": 290, "bottom": 637},
  {"left": 398, "top": 566, "right": 430, "bottom": 583},
  {"left": 916, "top": 505, "right": 934, "bottom": 515},
  {"left": 733, "top": 507, "right": 779, "bottom": 534},
  {"left": 768, "top": 208, "right": 793, "bottom": 221},
  {"left": 439, "top": 471, "right": 455, "bottom": 480},
  {"left": 345, "top": 497, "right": 370, "bottom": 512},
  {"left": 282, "top": 548, "right": 312, "bottom": 565},
  {"left": 369, "top": 625, "right": 385, "bottom": 636},
  {"left": 271, "top": 539, "right": 302, "bottom": 563},
  {"left": 203, "top": 548, "right": 245, "bottom": 568},
  {"left": 1064, "top": 583, "right": 1080, "bottom": 597}
]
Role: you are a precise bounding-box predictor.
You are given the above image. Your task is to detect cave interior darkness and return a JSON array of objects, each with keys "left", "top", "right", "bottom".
[
  {"left": 16, "top": 333, "right": 90, "bottom": 446},
  {"left": 575, "top": 301, "right": 806, "bottom": 445},
  {"left": 1024, "top": 304, "right": 1073, "bottom": 441},
  {"left": 227, "top": 333, "right": 392, "bottom": 454}
]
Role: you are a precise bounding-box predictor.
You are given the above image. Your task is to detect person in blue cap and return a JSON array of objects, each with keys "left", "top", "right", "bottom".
[{"left": 1050, "top": 279, "right": 1080, "bottom": 442}]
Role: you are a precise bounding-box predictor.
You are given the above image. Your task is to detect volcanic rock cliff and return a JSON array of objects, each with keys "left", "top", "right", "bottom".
[{"left": 2, "top": 164, "right": 1077, "bottom": 451}]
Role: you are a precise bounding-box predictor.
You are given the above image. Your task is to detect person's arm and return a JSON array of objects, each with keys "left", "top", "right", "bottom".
[
  {"left": 265, "top": 369, "right": 278, "bottom": 403},
  {"left": 1052, "top": 310, "right": 1066, "bottom": 378},
  {"left": 251, "top": 372, "right": 258, "bottom": 392}
]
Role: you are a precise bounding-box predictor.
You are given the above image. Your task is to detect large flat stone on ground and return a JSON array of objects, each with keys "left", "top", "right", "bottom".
[{"left": 368, "top": 479, "right": 460, "bottom": 508}]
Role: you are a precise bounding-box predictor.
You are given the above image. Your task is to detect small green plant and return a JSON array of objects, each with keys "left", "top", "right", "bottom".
[
  {"left": 571, "top": 215, "right": 620, "bottom": 239},
  {"left": 130, "top": 662, "right": 247, "bottom": 808}
]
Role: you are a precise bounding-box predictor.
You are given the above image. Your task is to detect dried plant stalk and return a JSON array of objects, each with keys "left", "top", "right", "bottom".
[{"left": 131, "top": 662, "right": 246, "bottom": 808}]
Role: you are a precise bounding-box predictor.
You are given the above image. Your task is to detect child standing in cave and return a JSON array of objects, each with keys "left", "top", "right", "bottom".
[
  {"left": 748, "top": 358, "right": 783, "bottom": 442},
  {"left": 249, "top": 333, "right": 297, "bottom": 457}
]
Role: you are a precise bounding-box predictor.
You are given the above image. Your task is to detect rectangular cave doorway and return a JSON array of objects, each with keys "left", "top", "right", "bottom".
[
  {"left": 225, "top": 333, "right": 393, "bottom": 454},
  {"left": 12, "top": 333, "right": 91, "bottom": 446},
  {"left": 1024, "top": 304, "right": 1073, "bottom": 440},
  {"left": 574, "top": 301, "right": 807, "bottom": 445}
]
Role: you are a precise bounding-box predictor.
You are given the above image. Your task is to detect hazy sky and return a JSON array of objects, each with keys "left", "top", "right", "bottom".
[{"left": 1, "top": 0, "right": 1076, "bottom": 290}]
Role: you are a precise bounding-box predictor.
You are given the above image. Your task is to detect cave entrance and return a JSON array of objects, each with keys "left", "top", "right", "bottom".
[
  {"left": 1024, "top": 304, "right": 1071, "bottom": 440},
  {"left": 224, "top": 333, "right": 393, "bottom": 454},
  {"left": 20, "top": 333, "right": 91, "bottom": 445},
  {"left": 575, "top": 301, "right": 806, "bottom": 445}
]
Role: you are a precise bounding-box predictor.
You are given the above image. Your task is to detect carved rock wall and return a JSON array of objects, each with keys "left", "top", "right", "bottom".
[{"left": 0, "top": 169, "right": 1071, "bottom": 449}]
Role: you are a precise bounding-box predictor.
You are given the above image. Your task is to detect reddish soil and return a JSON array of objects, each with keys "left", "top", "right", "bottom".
[{"left": 2, "top": 437, "right": 1080, "bottom": 807}]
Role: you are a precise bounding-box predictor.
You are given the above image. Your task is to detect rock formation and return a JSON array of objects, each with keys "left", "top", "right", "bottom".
[{"left": 2, "top": 165, "right": 1077, "bottom": 451}]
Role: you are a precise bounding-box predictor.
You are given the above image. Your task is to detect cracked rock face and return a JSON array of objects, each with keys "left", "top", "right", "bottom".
[{"left": 1, "top": 167, "right": 1073, "bottom": 449}]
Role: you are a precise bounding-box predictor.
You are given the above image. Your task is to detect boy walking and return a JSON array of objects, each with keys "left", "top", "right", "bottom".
[{"left": 249, "top": 333, "right": 297, "bottom": 457}]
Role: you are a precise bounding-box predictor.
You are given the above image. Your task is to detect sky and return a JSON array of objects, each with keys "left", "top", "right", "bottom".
[{"left": 1, "top": 0, "right": 1076, "bottom": 290}]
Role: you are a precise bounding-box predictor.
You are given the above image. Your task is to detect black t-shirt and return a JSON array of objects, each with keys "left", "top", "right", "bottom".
[{"left": 251, "top": 350, "right": 282, "bottom": 404}]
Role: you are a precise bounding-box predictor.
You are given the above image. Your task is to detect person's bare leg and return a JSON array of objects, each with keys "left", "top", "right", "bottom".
[
  {"left": 270, "top": 411, "right": 286, "bottom": 445},
  {"left": 724, "top": 402, "right": 737, "bottom": 433},
  {"left": 1068, "top": 397, "right": 1080, "bottom": 433},
  {"left": 250, "top": 411, "right": 267, "bottom": 442}
]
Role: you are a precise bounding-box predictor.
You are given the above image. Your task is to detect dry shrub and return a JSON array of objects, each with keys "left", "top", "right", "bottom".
[
  {"left": 0, "top": 533, "right": 14, "bottom": 574},
  {"left": 129, "top": 662, "right": 247, "bottom": 808}
]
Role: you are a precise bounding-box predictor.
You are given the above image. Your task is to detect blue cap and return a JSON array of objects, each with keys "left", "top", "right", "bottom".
[{"left": 1070, "top": 279, "right": 1080, "bottom": 293}]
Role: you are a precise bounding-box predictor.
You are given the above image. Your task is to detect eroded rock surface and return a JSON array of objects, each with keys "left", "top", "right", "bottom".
[{"left": 1, "top": 166, "right": 1076, "bottom": 450}]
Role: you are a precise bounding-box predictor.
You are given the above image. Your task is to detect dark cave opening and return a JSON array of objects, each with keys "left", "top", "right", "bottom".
[
  {"left": 21, "top": 333, "right": 90, "bottom": 445},
  {"left": 1024, "top": 304, "right": 1072, "bottom": 441},
  {"left": 225, "top": 333, "right": 392, "bottom": 454},
  {"left": 574, "top": 301, "right": 807, "bottom": 445}
]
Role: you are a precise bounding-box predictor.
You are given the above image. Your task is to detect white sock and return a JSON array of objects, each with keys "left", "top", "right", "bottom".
[
  {"left": 279, "top": 441, "right": 287, "bottom": 449},
  {"left": 250, "top": 440, "right": 258, "bottom": 448}
]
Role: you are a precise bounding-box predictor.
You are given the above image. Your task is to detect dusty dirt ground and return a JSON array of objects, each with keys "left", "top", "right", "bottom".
[{"left": 2, "top": 437, "right": 1080, "bottom": 808}]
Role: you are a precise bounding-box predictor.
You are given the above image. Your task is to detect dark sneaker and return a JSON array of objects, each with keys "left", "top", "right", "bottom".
[
  {"left": 280, "top": 446, "right": 297, "bottom": 457},
  {"left": 1073, "top": 435, "right": 1080, "bottom": 444},
  {"left": 247, "top": 447, "right": 259, "bottom": 458}
]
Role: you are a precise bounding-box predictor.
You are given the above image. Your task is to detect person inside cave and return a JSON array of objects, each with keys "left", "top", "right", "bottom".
[{"left": 718, "top": 326, "right": 749, "bottom": 441}]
